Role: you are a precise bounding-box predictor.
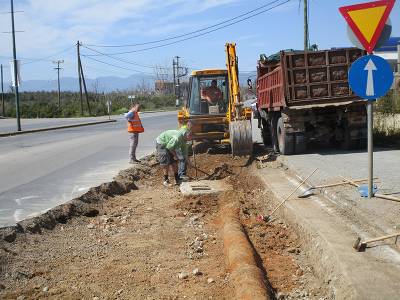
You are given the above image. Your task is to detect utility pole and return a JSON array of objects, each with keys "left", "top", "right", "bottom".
[
  {"left": 10, "top": 0, "right": 21, "bottom": 131},
  {"left": 77, "top": 41, "right": 84, "bottom": 115},
  {"left": 53, "top": 60, "right": 64, "bottom": 111},
  {"left": 175, "top": 56, "right": 181, "bottom": 102},
  {"left": 172, "top": 58, "right": 177, "bottom": 98},
  {"left": 304, "top": 0, "right": 309, "bottom": 51},
  {"left": 80, "top": 64, "right": 91, "bottom": 116},
  {"left": 172, "top": 58, "right": 179, "bottom": 102},
  {"left": 1, "top": 64, "right": 4, "bottom": 117}
]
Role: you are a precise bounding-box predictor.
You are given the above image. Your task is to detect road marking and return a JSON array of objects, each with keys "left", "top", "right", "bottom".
[
  {"left": 14, "top": 195, "right": 39, "bottom": 205},
  {"left": 364, "top": 59, "right": 377, "bottom": 96}
]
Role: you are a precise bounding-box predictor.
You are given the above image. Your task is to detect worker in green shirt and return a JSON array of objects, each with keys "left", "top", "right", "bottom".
[{"left": 156, "top": 124, "right": 192, "bottom": 187}]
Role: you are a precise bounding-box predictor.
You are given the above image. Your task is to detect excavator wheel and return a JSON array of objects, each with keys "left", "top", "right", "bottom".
[{"left": 229, "top": 120, "right": 253, "bottom": 157}]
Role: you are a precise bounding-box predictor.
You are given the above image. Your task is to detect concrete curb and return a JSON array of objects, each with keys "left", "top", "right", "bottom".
[
  {"left": 0, "top": 119, "right": 117, "bottom": 137},
  {"left": 220, "top": 203, "right": 271, "bottom": 300},
  {"left": 256, "top": 164, "right": 400, "bottom": 299}
]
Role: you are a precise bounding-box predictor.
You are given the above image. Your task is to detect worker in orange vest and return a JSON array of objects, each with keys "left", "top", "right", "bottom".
[{"left": 125, "top": 103, "right": 144, "bottom": 163}]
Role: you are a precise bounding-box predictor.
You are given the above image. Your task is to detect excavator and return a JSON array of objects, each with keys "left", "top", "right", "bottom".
[{"left": 178, "top": 43, "right": 253, "bottom": 156}]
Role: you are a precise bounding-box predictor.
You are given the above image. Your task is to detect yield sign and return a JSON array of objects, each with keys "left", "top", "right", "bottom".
[{"left": 339, "top": 0, "right": 396, "bottom": 53}]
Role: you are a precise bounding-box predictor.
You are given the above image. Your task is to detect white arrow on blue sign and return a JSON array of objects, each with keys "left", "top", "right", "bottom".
[{"left": 348, "top": 54, "right": 394, "bottom": 100}]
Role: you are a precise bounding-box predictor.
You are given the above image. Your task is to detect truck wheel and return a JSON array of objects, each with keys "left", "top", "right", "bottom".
[
  {"left": 261, "top": 119, "right": 272, "bottom": 147},
  {"left": 294, "top": 133, "right": 307, "bottom": 154},
  {"left": 270, "top": 114, "right": 280, "bottom": 153},
  {"left": 277, "top": 117, "right": 294, "bottom": 155}
]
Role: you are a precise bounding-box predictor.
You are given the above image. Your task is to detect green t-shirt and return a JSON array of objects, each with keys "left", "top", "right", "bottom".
[{"left": 156, "top": 128, "right": 188, "bottom": 153}]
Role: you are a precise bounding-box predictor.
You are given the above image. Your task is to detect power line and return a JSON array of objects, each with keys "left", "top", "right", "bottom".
[
  {"left": 81, "top": 55, "right": 154, "bottom": 76},
  {"left": 21, "top": 46, "right": 75, "bottom": 65},
  {"left": 85, "top": 0, "right": 284, "bottom": 48},
  {"left": 81, "top": 45, "right": 158, "bottom": 69},
  {"left": 82, "top": 0, "right": 292, "bottom": 56}
]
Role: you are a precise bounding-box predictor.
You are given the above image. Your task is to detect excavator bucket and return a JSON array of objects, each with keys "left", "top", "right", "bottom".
[{"left": 229, "top": 120, "right": 253, "bottom": 156}]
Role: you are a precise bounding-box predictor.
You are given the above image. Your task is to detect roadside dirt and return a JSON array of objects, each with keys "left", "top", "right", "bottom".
[{"left": 0, "top": 151, "right": 330, "bottom": 299}]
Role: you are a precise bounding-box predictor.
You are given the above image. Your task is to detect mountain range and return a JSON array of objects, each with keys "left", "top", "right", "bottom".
[{"left": 14, "top": 72, "right": 256, "bottom": 92}]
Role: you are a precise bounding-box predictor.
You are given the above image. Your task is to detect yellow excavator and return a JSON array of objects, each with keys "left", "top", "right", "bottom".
[{"left": 178, "top": 43, "right": 253, "bottom": 156}]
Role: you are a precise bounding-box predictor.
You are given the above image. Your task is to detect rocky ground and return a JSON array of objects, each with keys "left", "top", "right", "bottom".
[{"left": 0, "top": 150, "right": 331, "bottom": 299}]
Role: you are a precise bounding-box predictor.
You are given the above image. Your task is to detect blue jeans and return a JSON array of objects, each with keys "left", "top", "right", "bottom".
[{"left": 175, "top": 149, "right": 187, "bottom": 178}]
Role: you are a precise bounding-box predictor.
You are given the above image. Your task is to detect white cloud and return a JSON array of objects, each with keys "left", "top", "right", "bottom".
[
  {"left": 0, "top": 0, "right": 240, "bottom": 57},
  {"left": 0, "top": 0, "right": 246, "bottom": 80}
]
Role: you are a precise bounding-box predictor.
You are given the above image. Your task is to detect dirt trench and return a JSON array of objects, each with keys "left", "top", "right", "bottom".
[{"left": 0, "top": 152, "right": 330, "bottom": 299}]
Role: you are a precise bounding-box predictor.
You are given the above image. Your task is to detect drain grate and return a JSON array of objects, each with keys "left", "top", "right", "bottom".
[{"left": 191, "top": 185, "right": 212, "bottom": 191}]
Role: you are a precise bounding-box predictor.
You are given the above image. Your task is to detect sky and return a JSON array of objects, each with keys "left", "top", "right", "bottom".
[{"left": 0, "top": 0, "right": 399, "bottom": 88}]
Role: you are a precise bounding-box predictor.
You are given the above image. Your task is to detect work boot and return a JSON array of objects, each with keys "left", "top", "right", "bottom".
[{"left": 163, "top": 179, "right": 173, "bottom": 187}]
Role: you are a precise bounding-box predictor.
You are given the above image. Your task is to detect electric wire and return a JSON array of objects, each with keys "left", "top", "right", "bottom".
[
  {"left": 81, "top": 55, "right": 154, "bottom": 75},
  {"left": 82, "top": 0, "right": 292, "bottom": 56},
  {"left": 81, "top": 45, "right": 161, "bottom": 69},
  {"left": 21, "top": 46, "right": 76, "bottom": 65},
  {"left": 85, "top": 0, "right": 284, "bottom": 48}
]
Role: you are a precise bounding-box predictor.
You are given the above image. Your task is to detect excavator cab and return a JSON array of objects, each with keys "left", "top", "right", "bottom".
[
  {"left": 178, "top": 43, "right": 253, "bottom": 156},
  {"left": 189, "top": 72, "right": 228, "bottom": 116},
  {"left": 179, "top": 69, "right": 230, "bottom": 142}
]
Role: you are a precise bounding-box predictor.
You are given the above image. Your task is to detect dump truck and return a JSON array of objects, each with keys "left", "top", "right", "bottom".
[
  {"left": 256, "top": 48, "right": 367, "bottom": 155},
  {"left": 178, "top": 43, "right": 253, "bottom": 156}
]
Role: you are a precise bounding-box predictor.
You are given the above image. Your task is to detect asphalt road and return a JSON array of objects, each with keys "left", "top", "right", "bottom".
[{"left": 0, "top": 111, "right": 178, "bottom": 227}]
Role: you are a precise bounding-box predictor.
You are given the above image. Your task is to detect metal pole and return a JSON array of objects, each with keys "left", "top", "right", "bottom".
[
  {"left": 172, "top": 58, "right": 177, "bottom": 97},
  {"left": 397, "top": 44, "right": 400, "bottom": 74},
  {"left": 10, "top": 0, "right": 21, "bottom": 131},
  {"left": 1, "top": 64, "right": 4, "bottom": 117},
  {"left": 304, "top": 0, "right": 309, "bottom": 51},
  {"left": 53, "top": 60, "right": 63, "bottom": 110},
  {"left": 77, "top": 41, "right": 83, "bottom": 115},
  {"left": 397, "top": 44, "right": 400, "bottom": 89},
  {"left": 57, "top": 61, "right": 60, "bottom": 109},
  {"left": 367, "top": 101, "right": 374, "bottom": 198},
  {"left": 176, "top": 56, "right": 181, "bottom": 101}
]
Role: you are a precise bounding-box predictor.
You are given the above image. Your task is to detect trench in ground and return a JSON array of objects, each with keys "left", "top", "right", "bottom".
[{"left": 0, "top": 150, "right": 333, "bottom": 299}]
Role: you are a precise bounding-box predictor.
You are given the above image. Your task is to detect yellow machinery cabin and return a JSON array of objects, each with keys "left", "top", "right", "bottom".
[{"left": 178, "top": 43, "right": 253, "bottom": 156}]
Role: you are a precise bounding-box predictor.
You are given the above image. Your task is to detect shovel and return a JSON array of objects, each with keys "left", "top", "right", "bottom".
[
  {"left": 264, "top": 168, "right": 318, "bottom": 222},
  {"left": 298, "top": 177, "right": 379, "bottom": 198}
]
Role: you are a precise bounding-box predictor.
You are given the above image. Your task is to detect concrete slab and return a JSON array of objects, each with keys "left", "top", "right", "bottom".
[
  {"left": 257, "top": 166, "right": 400, "bottom": 299},
  {"left": 278, "top": 152, "right": 400, "bottom": 243},
  {"left": 180, "top": 180, "right": 231, "bottom": 197}
]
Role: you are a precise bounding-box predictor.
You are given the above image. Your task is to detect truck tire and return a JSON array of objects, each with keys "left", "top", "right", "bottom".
[
  {"left": 277, "top": 117, "right": 294, "bottom": 155},
  {"left": 261, "top": 119, "right": 272, "bottom": 147},
  {"left": 294, "top": 133, "right": 307, "bottom": 154},
  {"left": 270, "top": 114, "right": 280, "bottom": 153}
]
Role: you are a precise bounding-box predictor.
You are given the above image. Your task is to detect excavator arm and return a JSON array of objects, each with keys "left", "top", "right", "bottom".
[
  {"left": 226, "top": 43, "right": 241, "bottom": 122},
  {"left": 225, "top": 43, "right": 253, "bottom": 156}
]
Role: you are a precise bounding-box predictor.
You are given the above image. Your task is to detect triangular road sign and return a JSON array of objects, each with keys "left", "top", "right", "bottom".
[{"left": 339, "top": 0, "right": 396, "bottom": 53}]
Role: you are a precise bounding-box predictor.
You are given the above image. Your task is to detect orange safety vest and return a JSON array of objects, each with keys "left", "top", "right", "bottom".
[{"left": 127, "top": 112, "right": 144, "bottom": 133}]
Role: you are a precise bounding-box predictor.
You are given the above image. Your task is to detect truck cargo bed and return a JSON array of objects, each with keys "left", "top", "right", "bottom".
[{"left": 257, "top": 48, "right": 366, "bottom": 110}]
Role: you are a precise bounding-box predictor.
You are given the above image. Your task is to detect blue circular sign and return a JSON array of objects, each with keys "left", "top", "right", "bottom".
[{"left": 348, "top": 54, "right": 394, "bottom": 100}]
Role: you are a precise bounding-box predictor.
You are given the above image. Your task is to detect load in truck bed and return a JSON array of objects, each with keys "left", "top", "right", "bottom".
[{"left": 257, "top": 48, "right": 366, "bottom": 109}]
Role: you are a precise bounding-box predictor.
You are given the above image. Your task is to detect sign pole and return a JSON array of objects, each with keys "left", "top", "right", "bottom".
[
  {"left": 367, "top": 101, "right": 374, "bottom": 198},
  {"left": 340, "top": 1, "right": 395, "bottom": 199}
]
